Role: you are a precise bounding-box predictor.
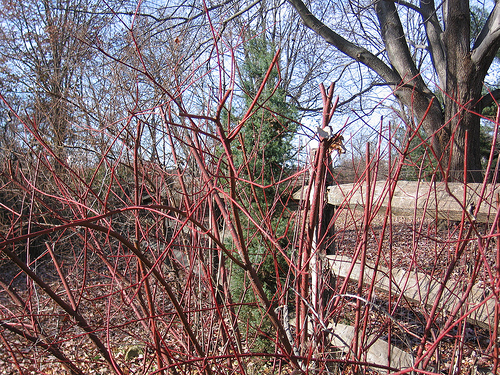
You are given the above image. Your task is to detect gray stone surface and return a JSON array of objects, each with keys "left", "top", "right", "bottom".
[
  {"left": 293, "top": 181, "right": 500, "bottom": 223},
  {"left": 327, "top": 255, "right": 495, "bottom": 330},
  {"left": 327, "top": 322, "right": 414, "bottom": 372}
]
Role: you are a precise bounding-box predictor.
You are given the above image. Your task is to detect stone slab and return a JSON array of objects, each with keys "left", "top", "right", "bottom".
[
  {"left": 293, "top": 181, "right": 500, "bottom": 223},
  {"left": 327, "top": 322, "right": 414, "bottom": 372},
  {"left": 289, "top": 317, "right": 414, "bottom": 372},
  {"left": 327, "top": 255, "right": 496, "bottom": 330}
]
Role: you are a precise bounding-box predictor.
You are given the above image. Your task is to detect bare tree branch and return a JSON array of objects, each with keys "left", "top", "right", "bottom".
[
  {"left": 286, "top": 0, "right": 401, "bottom": 84},
  {"left": 477, "top": 88, "right": 500, "bottom": 111},
  {"left": 374, "top": 0, "right": 428, "bottom": 92},
  {"left": 472, "top": 1, "right": 500, "bottom": 67},
  {"left": 419, "top": 0, "right": 447, "bottom": 89}
]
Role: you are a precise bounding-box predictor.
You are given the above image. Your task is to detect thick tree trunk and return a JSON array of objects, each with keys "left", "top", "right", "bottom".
[
  {"left": 375, "top": 0, "right": 478, "bottom": 182},
  {"left": 389, "top": 0, "right": 483, "bottom": 182},
  {"left": 395, "top": 81, "right": 483, "bottom": 183},
  {"left": 443, "top": 0, "right": 484, "bottom": 182},
  {"left": 393, "top": 86, "right": 446, "bottom": 163},
  {"left": 444, "top": 83, "right": 484, "bottom": 182}
]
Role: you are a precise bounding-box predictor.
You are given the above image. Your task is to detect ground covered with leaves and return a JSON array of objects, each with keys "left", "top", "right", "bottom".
[{"left": 0, "top": 212, "right": 498, "bottom": 374}]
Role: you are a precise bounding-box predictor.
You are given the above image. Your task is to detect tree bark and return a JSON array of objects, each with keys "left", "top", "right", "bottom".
[{"left": 442, "top": 0, "right": 482, "bottom": 182}]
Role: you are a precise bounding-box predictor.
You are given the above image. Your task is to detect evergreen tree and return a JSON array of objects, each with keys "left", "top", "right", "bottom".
[
  {"left": 234, "top": 35, "right": 297, "bottom": 199},
  {"left": 227, "top": 35, "right": 299, "bottom": 352}
]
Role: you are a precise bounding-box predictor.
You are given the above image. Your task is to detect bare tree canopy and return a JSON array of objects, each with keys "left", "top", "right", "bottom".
[{"left": 288, "top": 0, "right": 500, "bottom": 181}]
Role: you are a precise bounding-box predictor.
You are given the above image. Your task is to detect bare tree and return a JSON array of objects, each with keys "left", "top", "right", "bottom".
[
  {"left": 288, "top": 0, "right": 500, "bottom": 182},
  {"left": 0, "top": 0, "right": 107, "bottom": 167}
]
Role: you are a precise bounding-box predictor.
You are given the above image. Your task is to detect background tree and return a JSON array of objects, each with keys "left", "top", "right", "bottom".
[
  {"left": 0, "top": 0, "right": 108, "bottom": 168},
  {"left": 233, "top": 35, "right": 298, "bottom": 198},
  {"left": 288, "top": 0, "right": 500, "bottom": 182},
  {"left": 224, "top": 34, "right": 299, "bottom": 352}
]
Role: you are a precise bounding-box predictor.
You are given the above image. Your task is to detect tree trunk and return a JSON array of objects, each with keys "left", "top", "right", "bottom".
[
  {"left": 444, "top": 89, "right": 484, "bottom": 183},
  {"left": 443, "top": 0, "right": 484, "bottom": 182}
]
